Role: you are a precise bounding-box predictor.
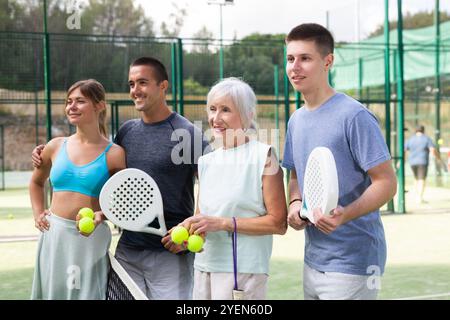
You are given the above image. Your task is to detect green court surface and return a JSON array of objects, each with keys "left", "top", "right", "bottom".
[
  {"left": 1, "top": 187, "right": 450, "bottom": 300},
  {"left": 1, "top": 240, "right": 449, "bottom": 300}
]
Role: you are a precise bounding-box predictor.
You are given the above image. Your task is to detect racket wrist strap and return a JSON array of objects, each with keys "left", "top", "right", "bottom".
[
  {"left": 289, "top": 198, "right": 302, "bottom": 206},
  {"left": 232, "top": 217, "right": 238, "bottom": 290}
]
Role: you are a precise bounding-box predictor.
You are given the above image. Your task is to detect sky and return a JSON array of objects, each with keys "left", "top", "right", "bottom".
[{"left": 135, "top": 0, "right": 450, "bottom": 42}]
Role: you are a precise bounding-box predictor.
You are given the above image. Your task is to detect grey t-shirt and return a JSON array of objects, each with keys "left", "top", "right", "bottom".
[
  {"left": 282, "top": 92, "right": 391, "bottom": 275},
  {"left": 114, "top": 112, "right": 210, "bottom": 250}
]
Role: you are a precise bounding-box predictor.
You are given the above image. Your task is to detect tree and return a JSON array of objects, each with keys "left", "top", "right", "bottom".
[
  {"left": 183, "top": 77, "right": 209, "bottom": 95},
  {"left": 227, "top": 33, "right": 285, "bottom": 66},
  {"left": 0, "top": 0, "right": 68, "bottom": 33},
  {"left": 0, "top": 0, "right": 25, "bottom": 31},
  {"left": 226, "top": 54, "right": 274, "bottom": 94},
  {"left": 191, "top": 26, "right": 214, "bottom": 54},
  {"left": 83, "top": 0, "right": 154, "bottom": 36},
  {"left": 368, "top": 10, "right": 450, "bottom": 38},
  {"left": 0, "top": 0, "right": 155, "bottom": 35},
  {"left": 160, "top": 2, "right": 186, "bottom": 37}
]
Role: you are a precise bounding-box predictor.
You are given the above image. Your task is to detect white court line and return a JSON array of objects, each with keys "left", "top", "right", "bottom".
[{"left": 394, "top": 292, "right": 450, "bottom": 300}]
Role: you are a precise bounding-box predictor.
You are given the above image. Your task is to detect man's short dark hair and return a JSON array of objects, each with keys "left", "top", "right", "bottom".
[
  {"left": 286, "top": 23, "right": 334, "bottom": 57},
  {"left": 130, "top": 57, "right": 169, "bottom": 83}
]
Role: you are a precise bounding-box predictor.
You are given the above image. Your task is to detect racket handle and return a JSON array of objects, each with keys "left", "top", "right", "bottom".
[
  {"left": 140, "top": 225, "right": 167, "bottom": 237},
  {"left": 298, "top": 212, "right": 309, "bottom": 222},
  {"left": 299, "top": 206, "right": 313, "bottom": 223}
]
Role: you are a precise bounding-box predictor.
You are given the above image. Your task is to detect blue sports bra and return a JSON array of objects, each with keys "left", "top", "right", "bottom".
[{"left": 50, "top": 138, "right": 112, "bottom": 198}]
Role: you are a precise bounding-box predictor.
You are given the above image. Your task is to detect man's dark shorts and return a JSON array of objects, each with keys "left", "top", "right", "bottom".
[{"left": 411, "top": 165, "right": 428, "bottom": 179}]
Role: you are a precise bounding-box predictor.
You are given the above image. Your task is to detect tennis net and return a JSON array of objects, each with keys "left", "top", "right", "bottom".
[{"left": 106, "top": 251, "right": 148, "bottom": 300}]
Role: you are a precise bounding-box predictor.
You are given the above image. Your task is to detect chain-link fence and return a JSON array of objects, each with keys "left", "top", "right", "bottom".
[{"left": 1, "top": 1, "right": 450, "bottom": 214}]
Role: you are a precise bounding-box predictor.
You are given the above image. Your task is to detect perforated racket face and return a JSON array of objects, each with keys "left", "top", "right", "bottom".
[
  {"left": 304, "top": 156, "right": 326, "bottom": 212},
  {"left": 301, "top": 147, "right": 339, "bottom": 221},
  {"left": 100, "top": 168, "right": 163, "bottom": 232},
  {"left": 109, "top": 176, "right": 156, "bottom": 222}
]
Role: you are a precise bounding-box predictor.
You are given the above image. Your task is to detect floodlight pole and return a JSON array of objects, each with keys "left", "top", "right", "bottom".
[{"left": 208, "top": 0, "right": 234, "bottom": 79}]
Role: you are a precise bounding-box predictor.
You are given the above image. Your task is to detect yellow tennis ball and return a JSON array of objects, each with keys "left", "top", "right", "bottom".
[
  {"left": 7, "top": 214, "right": 14, "bottom": 219},
  {"left": 187, "top": 234, "right": 204, "bottom": 253},
  {"left": 438, "top": 138, "right": 444, "bottom": 145},
  {"left": 79, "top": 217, "right": 95, "bottom": 234},
  {"left": 78, "top": 207, "right": 95, "bottom": 220},
  {"left": 171, "top": 226, "right": 189, "bottom": 245}
]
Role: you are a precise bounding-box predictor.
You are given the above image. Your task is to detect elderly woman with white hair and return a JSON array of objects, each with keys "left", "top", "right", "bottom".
[{"left": 180, "top": 77, "right": 287, "bottom": 300}]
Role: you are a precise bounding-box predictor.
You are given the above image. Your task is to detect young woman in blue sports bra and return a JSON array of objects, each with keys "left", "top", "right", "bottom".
[{"left": 29, "top": 79, "right": 126, "bottom": 299}]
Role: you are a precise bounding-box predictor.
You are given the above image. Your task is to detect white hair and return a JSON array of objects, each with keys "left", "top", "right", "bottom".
[{"left": 206, "top": 77, "right": 257, "bottom": 130}]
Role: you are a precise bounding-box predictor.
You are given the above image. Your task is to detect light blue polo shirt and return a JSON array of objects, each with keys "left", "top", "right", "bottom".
[{"left": 405, "top": 134, "right": 434, "bottom": 166}]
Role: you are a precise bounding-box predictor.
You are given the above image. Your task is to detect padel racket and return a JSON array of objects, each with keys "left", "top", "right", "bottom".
[
  {"left": 299, "top": 147, "right": 339, "bottom": 224},
  {"left": 99, "top": 168, "right": 167, "bottom": 236}
]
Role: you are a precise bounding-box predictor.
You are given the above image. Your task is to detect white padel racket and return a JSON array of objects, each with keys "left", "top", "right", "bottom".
[
  {"left": 99, "top": 168, "right": 167, "bottom": 236},
  {"left": 299, "top": 147, "right": 339, "bottom": 224}
]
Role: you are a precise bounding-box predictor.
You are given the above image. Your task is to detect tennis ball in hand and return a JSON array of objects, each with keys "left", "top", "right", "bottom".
[
  {"left": 171, "top": 226, "right": 189, "bottom": 245},
  {"left": 187, "top": 234, "right": 204, "bottom": 253},
  {"left": 79, "top": 217, "right": 95, "bottom": 234},
  {"left": 78, "top": 207, "right": 94, "bottom": 220}
]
